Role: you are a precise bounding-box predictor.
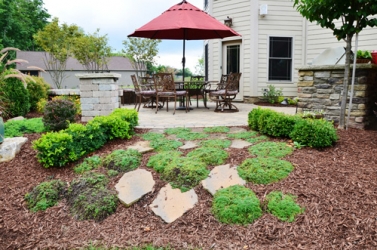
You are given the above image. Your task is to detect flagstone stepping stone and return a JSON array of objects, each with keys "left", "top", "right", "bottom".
[
  {"left": 230, "top": 139, "right": 252, "bottom": 149},
  {"left": 127, "top": 141, "right": 154, "bottom": 153},
  {"left": 229, "top": 127, "right": 247, "bottom": 133},
  {"left": 115, "top": 169, "right": 155, "bottom": 207},
  {"left": 207, "top": 134, "right": 227, "bottom": 140},
  {"left": 191, "top": 127, "right": 204, "bottom": 133},
  {"left": 201, "top": 164, "right": 246, "bottom": 196},
  {"left": 0, "top": 137, "right": 28, "bottom": 163},
  {"left": 179, "top": 141, "right": 198, "bottom": 150},
  {"left": 149, "top": 183, "right": 198, "bottom": 223}
]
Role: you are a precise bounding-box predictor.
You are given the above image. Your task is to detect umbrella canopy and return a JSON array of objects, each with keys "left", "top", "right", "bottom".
[{"left": 128, "top": 0, "right": 241, "bottom": 78}]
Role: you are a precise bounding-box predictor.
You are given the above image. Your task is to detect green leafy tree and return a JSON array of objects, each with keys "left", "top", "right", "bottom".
[
  {"left": 34, "top": 17, "right": 84, "bottom": 89},
  {"left": 0, "top": 0, "right": 50, "bottom": 51},
  {"left": 72, "top": 29, "right": 112, "bottom": 73},
  {"left": 294, "top": 0, "right": 377, "bottom": 129},
  {"left": 122, "top": 37, "right": 160, "bottom": 78},
  {"left": 176, "top": 67, "right": 193, "bottom": 77},
  {"left": 195, "top": 56, "right": 204, "bottom": 75}
]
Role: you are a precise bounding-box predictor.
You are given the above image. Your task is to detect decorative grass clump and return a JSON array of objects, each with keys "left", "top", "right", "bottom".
[
  {"left": 187, "top": 147, "right": 228, "bottom": 166},
  {"left": 249, "top": 141, "right": 293, "bottom": 158},
  {"left": 147, "top": 151, "right": 182, "bottom": 173},
  {"left": 199, "top": 139, "right": 231, "bottom": 149},
  {"left": 203, "top": 126, "right": 230, "bottom": 133},
  {"left": 265, "top": 191, "right": 304, "bottom": 222},
  {"left": 212, "top": 185, "right": 262, "bottom": 225},
  {"left": 149, "top": 138, "right": 183, "bottom": 151},
  {"left": 4, "top": 118, "right": 45, "bottom": 137},
  {"left": 67, "top": 172, "right": 117, "bottom": 221},
  {"left": 102, "top": 149, "right": 141, "bottom": 172},
  {"left": 238, "top": 157, "right": 294, "bottom": 184},
  {"left": 140, "top": 132, "right": 165, "bottom": 141},
  {"left": 227, "top": 131, "right": 258, "bottom": 139},
  {"left": 246, "top": 135, "right": 269, "bottom": 144},
  {"left": 161, "top": 157, "right": 209, "bottom": 192},
  {"left": 24, "top": 180, "right": 66, "bottom": 212},
  {"left": 73, "top": 155, "right": 102, "bottom": 174}
]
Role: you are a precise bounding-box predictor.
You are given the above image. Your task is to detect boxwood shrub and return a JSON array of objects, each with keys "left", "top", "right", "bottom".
[{"left": 33, "top": 108, "right": 138, "bottom": 168}]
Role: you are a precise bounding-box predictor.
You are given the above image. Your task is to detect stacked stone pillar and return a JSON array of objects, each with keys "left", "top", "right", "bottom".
[
  {"left": 297, "top": 64, "right": 377, "bottom": 129},
  {"left": 76, "top": 73, "right": 121, "bottom": 122}
]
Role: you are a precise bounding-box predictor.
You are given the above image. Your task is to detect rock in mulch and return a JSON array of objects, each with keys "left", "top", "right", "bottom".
[
  {"left": 179, "top": 141, "right": 198, "bottom": 150},
  {"left": 149, "top": 183, "right": 198, "bottom": 223},
  {"left": 201, "top": 164, "right": 246, "bottom": 195},
  {"left": 127, "top": 141, "right": 153, "bottom": 153},
  {"left": 230, "top": 139, "right": 252, "bottom": 149},
  {"left": 0, "top": 137, "right": 28, "bottom": 163},
  {"left": 115, "top": 169, "right": 155, "bottom": 207}
]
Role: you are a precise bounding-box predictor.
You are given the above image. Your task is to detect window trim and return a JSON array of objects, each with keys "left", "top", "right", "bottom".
[{"left": 267, "top": 35, "right": 294, "bottom": 83}]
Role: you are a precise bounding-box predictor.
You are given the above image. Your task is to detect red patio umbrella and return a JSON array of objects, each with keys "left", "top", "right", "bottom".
[{"left": 128, "top": 0, "right": 241, "bottom": 79}]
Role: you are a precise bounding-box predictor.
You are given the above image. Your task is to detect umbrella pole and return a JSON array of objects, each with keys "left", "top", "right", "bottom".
[{"left": 182, "top": 39, "right": 186, "bottom": 82}]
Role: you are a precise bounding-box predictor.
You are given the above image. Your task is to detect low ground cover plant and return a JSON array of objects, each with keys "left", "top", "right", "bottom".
[
  {"left": 265, "top": 191, "right": 304, "bottom": 222},
  {"left": 238, "top": 157, "right": 294, "bottom": 184},
  {"left": 161, "top": 157, "right": 209, "bottom": 192},
  {"left": 203, "top": 126, "right": 230, "bottom": 133},
  {"left": 227, "top": 131, "right": 258, "bottom": 139},
  {"left": 4, "top": 117, "right": 45, "bottom": 137},
  {"left": 198, "top": 139, "right": 231, "bottom": 149},
  {"left": 245, "top": 135, "right": 269, "bottom": 144},
  {"left": 150, "top": 138, "right": 183, "bottom": 151},
  {"left": 102, "top": 149, "right": 141, "bottom": 173},
  {"left": 147, "top": 151, "right": 182, "bottom": 173},
  {"left": 24, "top": 179, "right": 66, "bottom": 212},
  {"left": 187, "top": 147, "right": 228, "bottom": 166},
  {"left": 73, "top": 155, "right": 102, "bottom": 174},
  {"left": 212, "top": 185, "right": 263, "bottom": 225},
  {"left": 249, "top": 141, "right": 293, "bottom": 158}
]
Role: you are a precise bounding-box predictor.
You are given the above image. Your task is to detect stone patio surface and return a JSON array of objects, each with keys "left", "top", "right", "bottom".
[{"left": 122, "top": 101, "right": 296, "bottom": 129}]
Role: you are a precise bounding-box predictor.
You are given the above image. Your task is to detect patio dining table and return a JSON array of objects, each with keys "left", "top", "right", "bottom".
[{"left": 174, "top": 80, "right": 209, "bottom": 109}]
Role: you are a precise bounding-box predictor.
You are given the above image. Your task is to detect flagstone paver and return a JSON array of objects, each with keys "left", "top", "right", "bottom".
[
  {"left": 127, "top": 141, "right": 154, "bottom": 153},
  {"left": 179, "top": 141, "right": 198, "bottom": 150},
  {"left": 230, "top": 139, "right": 252, "bottom": 149},
  {"left": 149, "top": 183, "right": 198, "bottom": 223},
  {"left": 207, "top": 134, "right": 227, "bottom": 140},
  {"left": 201, "top": 164, "right": 246, "bottom": 195},
  {"left": 229, "top": 127, "right": 247, "bottom": 133},
  {"left": 115, "top": 169, "right": 155, "bottom": 207}
]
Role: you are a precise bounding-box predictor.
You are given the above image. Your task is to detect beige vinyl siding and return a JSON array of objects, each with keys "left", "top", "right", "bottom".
[
  {"left": 257, "top": 0, "right": 304, "bottom": 97},
  {"left": 306, "top": 21, "right": 377, "bottom": 64}
]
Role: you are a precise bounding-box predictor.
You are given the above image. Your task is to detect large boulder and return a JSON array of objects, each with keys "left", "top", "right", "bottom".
[{"left": 0, "top": 137, "right": 28, "bottom": 163}]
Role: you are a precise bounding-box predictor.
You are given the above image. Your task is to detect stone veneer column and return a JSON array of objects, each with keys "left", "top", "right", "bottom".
[
  {"left": 297, "top": 64, "right": 377, "bottom": 129},
  {"left": 76, "top": 73, "right": 121, "bottom": 122}
]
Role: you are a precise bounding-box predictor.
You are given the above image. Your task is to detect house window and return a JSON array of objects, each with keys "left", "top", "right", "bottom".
[
  {"left": 268, "top": 37, "right": 292, "bottom": 81},
  {"left": 204, "top": 0, "right": 208, "bottom": 9}
]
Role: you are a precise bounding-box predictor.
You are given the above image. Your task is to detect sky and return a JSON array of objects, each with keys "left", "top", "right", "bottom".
[{"left": 42, "top": 0, "right": 204, "bottom": 72}]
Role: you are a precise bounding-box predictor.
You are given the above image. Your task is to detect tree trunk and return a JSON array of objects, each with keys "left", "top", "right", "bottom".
[{"left": 338, "top": 34, "right": 353, "bottom": 129}]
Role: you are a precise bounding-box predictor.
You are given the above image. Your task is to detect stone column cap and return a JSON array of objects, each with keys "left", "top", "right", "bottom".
[{"left": 75, "top": 73, "right": 121, "bottom": 79}]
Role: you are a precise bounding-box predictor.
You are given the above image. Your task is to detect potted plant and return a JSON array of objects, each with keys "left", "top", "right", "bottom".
[{"left": 356, "top": 50, "right": 372, "bottom": 63}]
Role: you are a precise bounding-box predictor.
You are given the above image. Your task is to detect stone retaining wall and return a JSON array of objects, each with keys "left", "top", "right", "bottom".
[
  {"left": 297, "top": 64, "right": 377, "bottom": 129},
  {"left": 76, "top": 73, "right": 122, "bottom": 122}
]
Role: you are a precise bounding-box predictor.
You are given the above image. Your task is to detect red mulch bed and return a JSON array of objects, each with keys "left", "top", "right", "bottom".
[{"left": 1, "top": 122, "right": 377, "bottom": 249}]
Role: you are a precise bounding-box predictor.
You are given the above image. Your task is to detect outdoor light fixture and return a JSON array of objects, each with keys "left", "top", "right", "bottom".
[
  {"left": 224, "top": 16, "right": 232, "bottom": 27},
  {"left": 260, "top": 4, "right": 268, "bottom": 17}
]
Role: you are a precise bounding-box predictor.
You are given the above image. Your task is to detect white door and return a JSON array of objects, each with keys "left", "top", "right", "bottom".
[{"left": 222, "top": 42, "right": 243, "bottom": 101}]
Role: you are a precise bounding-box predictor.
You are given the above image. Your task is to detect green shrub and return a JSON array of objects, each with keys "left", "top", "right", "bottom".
[
  {"left": 67, "top": 173, "right": 117, "bottom": 221},
  {"left": 24, "top": 180, "right": 66, "bottom": 212},
  {"left": 32, "top": 131, "right": 74, "bottom": 167},
  {"left": 147, "top": 151, "right": 182, "bottom": 173},
  {"left": 102, "top": 149, "right": 141, "bottom": 172},
  {"left": 212, "top": 185, "right": 262, "bottom": 225},
  {"left": 150, "top": 138, "right": 183, "bottom": 151},
  {"left": 110, "top": 108, "right": 138, "bottom": 130},
  {"left": 88, "top": 115, "right": 130, "bottom": 140},
  {"left": 161, "top": 157, "right": 209, "bottom": 192},
  {"left": 249, "top": 141, "right": 293, "bottom": 158},
  {"left": 248, "top": 107, "right": 265, "bottom": 131},
  {"left": 263, "top": 85, "right": 283, "bottom": 104},
  {"left": 199, "top": 139, "right": 231, "bottom": 149},
  {"left": 227, "top": 131, "right": 258, "bottom": 139},
  {"left": 260, "top": 112, "right": 299, "bottom": 138},
  {"left": 36, "top": 98, "right": 47, "bottom": 113},
  {"left": 43, "top": 99, "right": 77, "bottom": 131},
  {"left": 4, "top": 117, "right": 45, "bottom": 137},
  {"left": 0, "top": 70, "right": 30, "bottom": 118},
  {"left": 26, "top": 76, "right": 50, "bottom": 111},
  {"left": 203, "top": 126, "right": 230, "bottom": 133},
  {"left": 52, "top": 95, "right": 81, "bottom": 115},
  {"left": 265, "top": 191, "right": 304, "bottom": 222},
  {"left": 187, "top": 147, "right": 228, "bottom": 166},
  {"left": 290, "top": 118, "right": 338, "bottom": 148},
  {"left": 238, "top": 157, "right": 294, "bottom": 184},
  {"left": 73, "top": 155, "right": 102, "bottom": 174}
]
